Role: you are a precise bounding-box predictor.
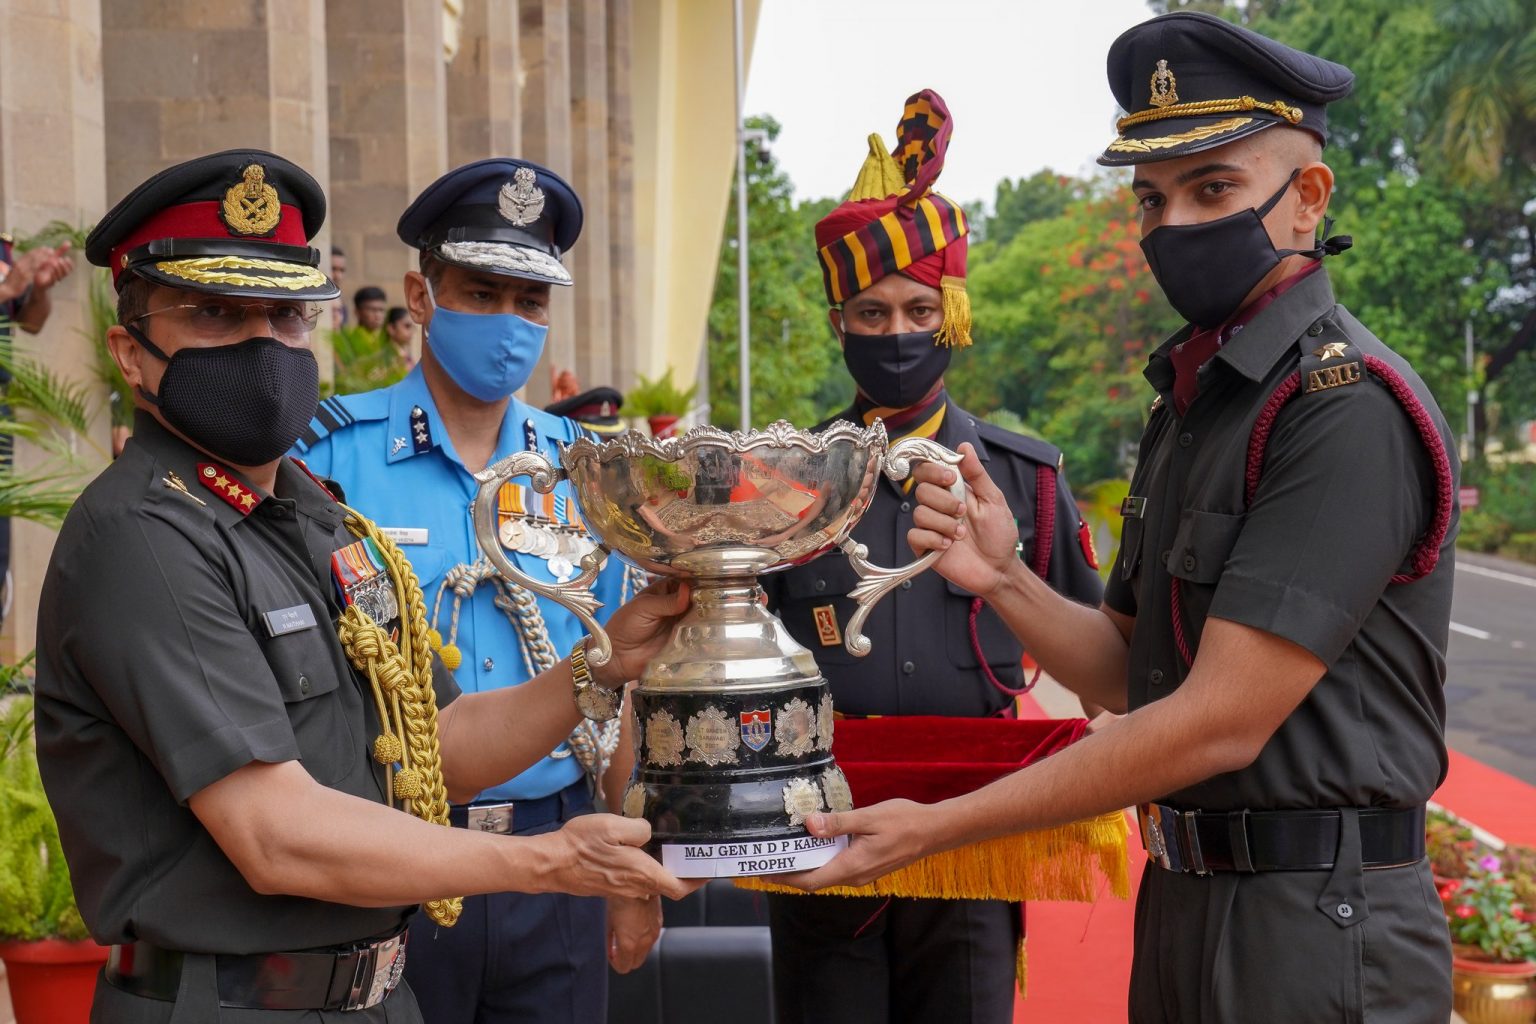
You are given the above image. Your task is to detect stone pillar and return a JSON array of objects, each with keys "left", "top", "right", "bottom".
[
  {"left": 0, "top": 0, "right": 107, "bottom": 662},
  {"left": 102, "top": 1, "right": 330, "bottom": 214},
  {"left": 518, "top": 0, "right": 574, "bottom": 405},
  {"left": 567, "top": 0, "right": 613, "bottom": 388},
  {"left": 326, "top": 0, "right": 448, "bottom": 303},
  {"left": 447, "top": 0, "right": 520, "bottom": 167},
  {"left": 606, "top": 0, "right": 637, "bottom": 397}
]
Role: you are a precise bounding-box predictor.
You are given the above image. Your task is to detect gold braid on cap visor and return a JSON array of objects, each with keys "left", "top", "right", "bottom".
[{"left": 1115, "top": 95, "right": 1303, "bottom": 132}]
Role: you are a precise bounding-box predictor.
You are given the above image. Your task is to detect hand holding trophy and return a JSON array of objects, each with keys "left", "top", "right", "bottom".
[{"left": 473, "top": 420, "right": 963, "bottom": 877}]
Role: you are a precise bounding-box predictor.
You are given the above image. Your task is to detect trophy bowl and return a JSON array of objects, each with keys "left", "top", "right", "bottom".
[{"left": 472, "top": 420, "right": 962, "bottom": 876}]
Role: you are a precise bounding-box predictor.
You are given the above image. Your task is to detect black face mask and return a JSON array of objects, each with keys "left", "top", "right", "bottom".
[
  {"left": 128, "top": 326, "right": 320, "bottom": 466},
  {"left": 841, "top": 329, "right": 952, "bottom": 409},
  {"left": 1140, "top": 169, "right": 1350, "bottom": 329}
]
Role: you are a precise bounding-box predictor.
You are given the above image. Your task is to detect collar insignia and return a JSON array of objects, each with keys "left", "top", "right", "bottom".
[{"left": 197, "top": 463, "right": 259, "bottom": 515}]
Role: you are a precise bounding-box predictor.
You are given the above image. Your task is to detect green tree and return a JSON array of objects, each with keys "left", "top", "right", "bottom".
[
  {"left": 950, "top": 184, "right": 1180, "bottom": 482},
  {"left": 707, "top": 116, "right": 844, "bottom": 430}
]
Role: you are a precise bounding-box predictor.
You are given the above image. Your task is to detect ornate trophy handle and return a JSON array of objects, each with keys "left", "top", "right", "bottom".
[
  {"left": 471, "top": 452, "right": 614, "bottom": 667},
  {"left": 838, "top": 437, "right": 967, "bottom": 657}
]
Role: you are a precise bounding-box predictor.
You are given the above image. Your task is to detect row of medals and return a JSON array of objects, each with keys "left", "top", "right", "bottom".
[{"left": 497, "top": 486, "right": 598, "bottom": 583}]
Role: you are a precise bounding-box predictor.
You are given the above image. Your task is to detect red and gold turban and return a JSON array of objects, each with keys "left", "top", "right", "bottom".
[{"left": 815, "top": 89, "right": 972, "bottom": 347}]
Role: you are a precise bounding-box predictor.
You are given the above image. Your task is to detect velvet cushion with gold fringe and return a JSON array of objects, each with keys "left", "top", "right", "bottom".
[{"left": 735, "top": 715, "right": 1132, "bottom": 993}]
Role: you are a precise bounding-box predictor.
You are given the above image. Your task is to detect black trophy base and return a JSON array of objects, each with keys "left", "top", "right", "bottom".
[{"left": 622, "top": 678, "right": 854, "bottom": 877}]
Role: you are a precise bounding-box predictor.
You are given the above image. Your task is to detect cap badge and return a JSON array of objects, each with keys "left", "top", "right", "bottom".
[
  {"left": 498, "top": 167, "right": 546, "bottom": 227},
  {"left": 221, "top": 163, "right": 282, "bottom": 236},
  {"left": 1150, "top": 59, "right": 1179, "bottom": 108}
]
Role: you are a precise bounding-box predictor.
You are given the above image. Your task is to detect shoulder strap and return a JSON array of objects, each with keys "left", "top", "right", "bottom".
[
  {"left": 1245, "top": 333, "right": 1454, "bottom": 584},
  {"left": 1032, "top": 463, "right": 1056, "bottom": 581}
]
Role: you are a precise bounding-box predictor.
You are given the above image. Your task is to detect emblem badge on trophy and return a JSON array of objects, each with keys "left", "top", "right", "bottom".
[{"left": 472, "top": 420, "right": 963, "bottom": 876}]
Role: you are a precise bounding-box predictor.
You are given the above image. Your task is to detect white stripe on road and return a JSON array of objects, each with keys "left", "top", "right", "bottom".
[
  {"left": 1457, "top": 562, "right": 1536, "bottom": 589},
  {"left": 1450, "top": 621, "right": 1494, "bottom": 641}
]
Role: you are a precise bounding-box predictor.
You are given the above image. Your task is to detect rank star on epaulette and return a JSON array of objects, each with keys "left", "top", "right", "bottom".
[
  {"left": 197, "top": 463, "right": 259, "bottom": 515},
  {"left": 409, "top": 406, "right": 433, "bottom": 454},
  {"left": 1313, "top": 341, "right": 1349, "bottom": 361}
]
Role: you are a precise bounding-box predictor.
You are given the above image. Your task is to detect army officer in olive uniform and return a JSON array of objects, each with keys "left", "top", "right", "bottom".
[
  {"left": 34, "top": 150, "right": 693, "bottom": 1023},
  {"left": 761, "top": 90, "right": 1103, "bottom": 1024},
  {"left": 788, "top": 17, "right": 1459, "bottom": 1023}
]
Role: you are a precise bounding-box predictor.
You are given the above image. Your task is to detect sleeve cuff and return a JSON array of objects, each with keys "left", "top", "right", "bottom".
[{"left": 1207, "top": 570, "right": 1361, "bottom": 667}]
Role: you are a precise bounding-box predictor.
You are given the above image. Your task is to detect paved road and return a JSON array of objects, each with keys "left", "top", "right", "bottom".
[{"left": 1445, "top": 550, "right": 1536, "bottom": 785}]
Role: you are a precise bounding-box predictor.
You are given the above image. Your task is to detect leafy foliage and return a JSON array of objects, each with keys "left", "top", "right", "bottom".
[
  {"left": 0, "top": 319, "right": 98, "bottom": 527},
  {"left": 625, "top": 367, "right": 698, "bottom": 418},
  {"left": 0, "top": 690, "right": 89, "bottom": 942}
]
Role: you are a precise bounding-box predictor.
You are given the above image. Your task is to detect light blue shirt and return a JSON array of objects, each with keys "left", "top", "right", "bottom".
[{"left": 293, "top": 365, "right": 625, "bottom": 801}]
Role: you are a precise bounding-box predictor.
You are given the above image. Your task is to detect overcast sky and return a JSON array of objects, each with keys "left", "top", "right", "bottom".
[{"left": 743, "top": 0, "right": 1156, "bottom": 209}]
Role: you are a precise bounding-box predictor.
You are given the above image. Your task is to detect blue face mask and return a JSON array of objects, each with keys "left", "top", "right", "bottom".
[{"left": 424, "top": 280, "right": 549, "bottom": 401}]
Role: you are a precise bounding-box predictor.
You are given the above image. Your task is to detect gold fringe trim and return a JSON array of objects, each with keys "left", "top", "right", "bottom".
[
  {"left": 848, "top": 133, "right": 906, "bottom": 202},
  {"left": 935, "top": 274, "right": 973, "bottom": 348},
  {"left": 736, "top": 810, "right": 1130, "bottom": 903},
  {"left": 1016, "top": 936, "right": 1028, "bottom": 996}
]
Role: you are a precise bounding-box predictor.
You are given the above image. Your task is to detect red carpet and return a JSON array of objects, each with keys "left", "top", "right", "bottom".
[{"left": 1007, "top": 703, "right": 1536, "bottom": 1021}]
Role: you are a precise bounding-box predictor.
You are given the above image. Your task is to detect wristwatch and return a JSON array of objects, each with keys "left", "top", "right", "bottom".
[{"left": 570, "top": 636, "right": 621, "bottom": 721}]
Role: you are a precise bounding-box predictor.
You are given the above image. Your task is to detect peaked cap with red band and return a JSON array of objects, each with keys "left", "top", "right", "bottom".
[
  {"left": 85, "top": 149, "right": 339, "bottom": 302},
  {"left": 816, "top": 89, "right": 972, "bottom": 347}
]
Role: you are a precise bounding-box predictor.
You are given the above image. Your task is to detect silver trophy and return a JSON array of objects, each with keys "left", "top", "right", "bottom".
[{"left": 471, "top": 420, "right": 963, "bottom": 877}]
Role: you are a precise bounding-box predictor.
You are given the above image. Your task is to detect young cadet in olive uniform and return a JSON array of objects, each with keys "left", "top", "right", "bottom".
[
  {"left": 787, "top": 17, "right": 1459, "bottom": 1022},
  {"left": 33, "top": 150, "right": 693, "bottom": 1023},
  {"left": 760, "top": 90, "right": 1103, "bottom": 1024},
  {"left": 293, "top": 160, "right": 650, "bottom": 1024}
]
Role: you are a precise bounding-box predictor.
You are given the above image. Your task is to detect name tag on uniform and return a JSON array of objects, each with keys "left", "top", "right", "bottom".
[
  {"left": 380, "top": 527, "right": 429, "bottom": 546},
  {"left": 263, "top": 603, "right": 319, "bottom": 637},
  {"left": 1120, "top": 496, "right": 1147, "bottom": 519}
]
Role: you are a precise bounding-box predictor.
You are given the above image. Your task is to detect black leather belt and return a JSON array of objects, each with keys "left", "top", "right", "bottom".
[
  {"left": 1136, "top": 804, "right": 1425, "bottom": 874},
  {"left": 448, "top": 778, "right": 590, "bottom": 835},
  {"left": 104, "top": 926, "right": 407, "bottom": 1011}
]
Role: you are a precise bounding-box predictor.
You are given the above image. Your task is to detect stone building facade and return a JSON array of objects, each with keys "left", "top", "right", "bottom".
[{"left": 0, "top": 0, "right": 759, "bottom": 662}]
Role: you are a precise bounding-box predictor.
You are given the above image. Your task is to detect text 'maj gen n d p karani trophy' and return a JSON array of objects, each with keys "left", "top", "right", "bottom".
[{"left": 471, "top": 420, "right": 963, "bottom": 877}]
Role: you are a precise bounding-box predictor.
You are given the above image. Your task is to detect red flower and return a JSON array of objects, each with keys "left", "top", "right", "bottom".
[
  {"left": 1454, "top": 905, "right": 1476, "bottom": 919},
  {"left": 1439, "top": 880, "right": 1462, "bottom": 899}
]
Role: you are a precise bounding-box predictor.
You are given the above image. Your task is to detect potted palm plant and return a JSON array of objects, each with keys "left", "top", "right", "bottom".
[
  {"left": 0, "top": 680, "right": 105, "bottom": 1024},
  {"left": 1444, "top": 855, "right": 1536, "bottom": 1024},
  {"left": 625, "top": 368, "right": 697, "bottom": 439}
]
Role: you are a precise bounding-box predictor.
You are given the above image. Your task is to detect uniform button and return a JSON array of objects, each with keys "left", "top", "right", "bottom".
[
  {"left": 902, "top": 661, "right": 915, "bottom": 674},
  {"left": 1149, "top": 669, "right": 1165, "bottom": 686},
  {"left": 1178, "top": 432, "right": 1193, "bottom": 447},
  {"left": 1308, "top": 322, "right": 1325, "bottom": 337},
  {"left": 814, "top": 579, "right": 827, "bottom": 593},
  {"left": 1336, "top": 902, "right": 1353, "bottom": 919},
  {"left": 900, "top": 501, "right": 911, "bottom": 513},
  {"left": 298, "top": 675, "right": 311, "bottom": 695},
  {"left": 900, "top": 579, "right": 912, "bottom": 590},
  {"left": 483, "top": 658, "right": 494, "bottom": 671},
  {"left": 1182, "top": 554, "right": 1196, "bottom": 572}
]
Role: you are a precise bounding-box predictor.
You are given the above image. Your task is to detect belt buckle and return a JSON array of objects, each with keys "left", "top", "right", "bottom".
[
  {"left": 1138, "top": 803, "right": 1183, "bottom": 872},
  {"left": 466, "top": 803, "right": 515, "bottom": 835},
  {"left": 344, "top": 934, "right": 405, "bottom": 1011}
]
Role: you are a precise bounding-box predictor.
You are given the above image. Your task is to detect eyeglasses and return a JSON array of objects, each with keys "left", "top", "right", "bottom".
[{"left": 131, "top": 299, "right": 324, "bottom": 342}]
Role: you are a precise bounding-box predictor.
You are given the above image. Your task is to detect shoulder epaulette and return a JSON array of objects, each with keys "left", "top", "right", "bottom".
[
  {"left": 296, "top": 389, "right": 389, "bottom": 451},
  {"left": 972, "top": 418, "right": 1062, "bottom": 468}
]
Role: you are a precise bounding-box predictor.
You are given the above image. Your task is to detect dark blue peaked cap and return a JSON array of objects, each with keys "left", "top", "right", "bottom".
[
  {"left": 1099, "top": 11, "right": 1354, "bottom": 167},
  {"left": 397, "top": 158, "right": 582, "bottom": 286}
]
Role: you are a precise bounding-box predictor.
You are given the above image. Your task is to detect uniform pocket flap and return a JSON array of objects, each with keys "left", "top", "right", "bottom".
[
  {"left": 1167, "top": 509, "right": 1244, "bottom": 585},
  {"left": 259, "top": 630, "right": 344, "bottom": 703}
]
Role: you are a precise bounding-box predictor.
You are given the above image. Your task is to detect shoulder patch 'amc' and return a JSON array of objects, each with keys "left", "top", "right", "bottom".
[{"left": 1301, "top": 339, "right": 1363, "bottom": 395}]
